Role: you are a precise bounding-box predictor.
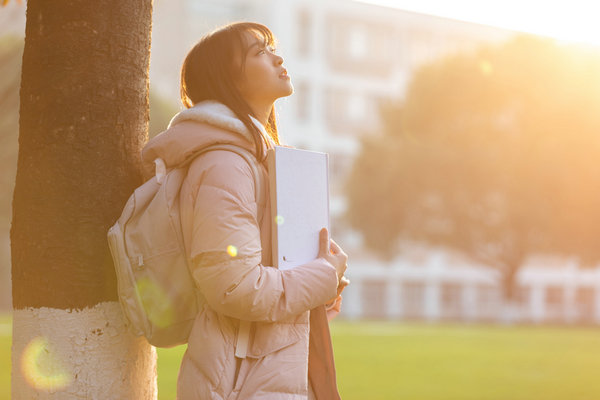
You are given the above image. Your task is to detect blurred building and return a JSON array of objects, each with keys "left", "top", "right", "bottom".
[
  {"left": 150, "top": 0, "right": 516, "bottom": 220},
  {"left": 344, "top": 250, "right": 600, "bottom": 325}
]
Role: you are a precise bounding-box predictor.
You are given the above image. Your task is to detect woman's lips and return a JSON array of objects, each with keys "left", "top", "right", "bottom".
[{"left": 279, "top": 69, "right": 290, "bottom": 79}]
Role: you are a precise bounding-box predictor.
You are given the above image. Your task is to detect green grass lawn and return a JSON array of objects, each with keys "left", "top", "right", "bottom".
[
  {"left": 3, "top": 316, "right": 600, "bottom": 399},
  {"left": 330, "top": 322, "right": 600, "bottom": 400}
]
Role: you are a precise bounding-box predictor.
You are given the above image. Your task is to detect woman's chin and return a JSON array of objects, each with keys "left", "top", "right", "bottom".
[
  {"left": 271, "top": 82, "right": 294, "bottom": 101},
  {"left": 282, "top": 82, "right": 294, "bottom": 97}
]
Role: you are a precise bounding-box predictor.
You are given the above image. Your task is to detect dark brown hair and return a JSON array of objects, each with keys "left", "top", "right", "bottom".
[{"left": 180, "top": 22, "right": 281, "bottom": 161}]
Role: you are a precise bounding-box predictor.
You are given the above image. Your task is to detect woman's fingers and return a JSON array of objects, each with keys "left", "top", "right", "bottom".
[
  {"left": 317, "top": 228, "right": 349, "bottom": 284},
  {"left": 336, "top": 277, "right": 350, "bottom": 296},
  {"left": 330, "top": 239, "right": 348, "bottom": 264},
  {"left": 339, "top": 276, "right": 350, "bottom": 287},
  {"left": 330, "top": 239, "right": 348, "bottom": 273},
  {"left": 329, "top": 238, "right": 341, "bottom": 254},
  {"left": 318, "top": 227, "right": 329, "bottom": 258}
]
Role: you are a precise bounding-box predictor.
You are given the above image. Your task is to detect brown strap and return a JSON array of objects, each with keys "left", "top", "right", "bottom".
[{"left": 308, "top": 305, "right": 341, "bottom": 400}]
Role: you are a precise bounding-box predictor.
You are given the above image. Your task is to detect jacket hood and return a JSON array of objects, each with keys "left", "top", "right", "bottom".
[{"left": 141, "top": 100, "right": 274, "bottom": 179}]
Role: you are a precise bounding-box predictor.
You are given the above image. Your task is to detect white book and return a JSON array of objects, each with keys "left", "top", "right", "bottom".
[{"left": 266, "top": 146, "right": 330, "bottom": 270}]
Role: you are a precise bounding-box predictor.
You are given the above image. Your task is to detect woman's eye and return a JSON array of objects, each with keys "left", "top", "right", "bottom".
[{"left": 257, "top": 46, "right": 276, "bottom": 55}]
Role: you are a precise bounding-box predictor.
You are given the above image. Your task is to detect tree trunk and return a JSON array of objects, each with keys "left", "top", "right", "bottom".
[{"left": 11, "top": 0, "right": 155, "bottom": 398}]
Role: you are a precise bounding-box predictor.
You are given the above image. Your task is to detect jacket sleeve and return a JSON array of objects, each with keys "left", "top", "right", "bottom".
[{"left": 186, "top": 150, "right": 339, "bottom": 322}]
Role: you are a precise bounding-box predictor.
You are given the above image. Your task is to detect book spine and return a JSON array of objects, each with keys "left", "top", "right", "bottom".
[
  {"left": 325, "top": 153, "right": 331, "bottom": 234},
  {"left": 266, "top": 148, "right": 279, "bottom": 268}
]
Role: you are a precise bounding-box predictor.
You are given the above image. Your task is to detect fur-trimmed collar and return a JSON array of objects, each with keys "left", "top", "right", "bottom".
[
  {"left": 141, "top": 100, "right": 274, "bottom": 179},
  {"left": 168, "top": 100, "right": 274, "bottom": 147}
]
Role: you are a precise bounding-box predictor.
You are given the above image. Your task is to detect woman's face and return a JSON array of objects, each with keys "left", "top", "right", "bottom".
[{"left": 235, "top": 31, "right": 293, "bottom": 109}]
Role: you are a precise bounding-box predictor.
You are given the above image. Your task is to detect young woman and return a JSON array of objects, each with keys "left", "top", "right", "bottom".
[{"left": 141, "top": 22, "right": 349, "bottom": 399}]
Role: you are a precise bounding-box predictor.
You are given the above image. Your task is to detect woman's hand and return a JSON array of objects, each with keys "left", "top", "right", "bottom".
[
  {"left": 318, "top": 227, "right": 348, "bottom": 284},
  {"left": 325, "top": 277, "right": 350, "bottom": 320}
]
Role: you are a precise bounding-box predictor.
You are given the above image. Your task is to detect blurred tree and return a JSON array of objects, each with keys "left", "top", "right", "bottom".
[
  {"left": 347, "top": 35, "right": 600, "bottom": 300},
  {"left": 10, "top": 0, "right": 156, "bottom": 397}
]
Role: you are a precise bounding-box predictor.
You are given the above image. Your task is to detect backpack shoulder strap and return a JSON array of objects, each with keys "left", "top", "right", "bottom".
[{"left": 177, "top": 144, "right": 265, "bottom": 214}]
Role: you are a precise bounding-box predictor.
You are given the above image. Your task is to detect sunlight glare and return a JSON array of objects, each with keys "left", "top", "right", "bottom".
[
  {"left": 479, "top": 60, "right": 493, "bottom": 76},
  {"left": 136, "top": 277, "right": 174, "bottom": 328},
  {"left": 356, "top": 0, "right": 600, "bottom": 48},
  {"left": 21, "top": 336, "right": 72, "bottom": 391},
  {"left": 227, "top": 245, "right": 238, "bottom": 257}
]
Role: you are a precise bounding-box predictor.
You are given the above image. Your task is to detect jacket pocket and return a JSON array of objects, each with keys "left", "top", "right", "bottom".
[{"left": 246, "top": 311, "right": 309, "bottom": 358}]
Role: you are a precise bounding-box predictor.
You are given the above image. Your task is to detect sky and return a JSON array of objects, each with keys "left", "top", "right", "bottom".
[{"left": 357, "top": 0, "right": 600, "bottom": 47}]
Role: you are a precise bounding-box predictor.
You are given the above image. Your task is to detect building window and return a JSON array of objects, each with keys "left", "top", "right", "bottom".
[
  {"left": 545, "top": 286, "right": 564, "bottom": 321},
  {"left": 575, "top": 287, "right": 595, "bottom": 322},
  {"left": 402, "top": 282, "right": 425, "bottom": 319},
  {"left": 325, "top": 15, "right": 394, "bottom": 78},
  {"left": 297, "top": 9, "right": 311, "bottom": 57},
  {"left": 476, "top": 285, "right": 501, "bottom": 319},
  {"left": 515, "top": 286, "right": 530, "bottom": 307},
  {"left": 441, "top": 283, "right": 462, "bottom": 319},
  {"left": 294, "top": 80, "right": 310, "bottom": 121},
  {"left": 546, "top": 286, "right": 564, "bottom": 307},
  {"left": 325, "top": 87, "right": 374, "bottom": 135},
  {"left": 346, "top": 93, "right": 368, "bottom": 123},
  {"left": 324, "top": 87, "right": 345, "bottom": 133},
  {"left": 328, "top": 152, "right": 353, "bottom": 195},
  {"left": 347, "top": 26, "right": 368, "bottom": 60},
  {"left": 362, "top": 280, "right": 386, "bottom": 319}
]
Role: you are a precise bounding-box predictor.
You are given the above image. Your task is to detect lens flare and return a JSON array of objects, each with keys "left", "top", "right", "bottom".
[
  {"left": 479, "top": 60, "right": 493, "bottom": 76},
  {"left": 227, "top": 245, "right": 238, "bottom": 257},
  {"left": 136, "top": 277, "right": 174, "bottom": 328},
  {"left": 21, "top": 336, "right": 72, "bottom": 391},
  {"left": 275, "top": 215, "right": 285, "bottom": 225}
]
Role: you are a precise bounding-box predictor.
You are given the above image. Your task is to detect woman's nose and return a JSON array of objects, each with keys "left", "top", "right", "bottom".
[{"left": 273, "top": 54, "right": 283, "bottom": 65}]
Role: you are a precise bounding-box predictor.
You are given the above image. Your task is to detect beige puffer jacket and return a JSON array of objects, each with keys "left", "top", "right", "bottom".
[{"left": 141, "top": 101, "right": 340, "bottom": 400}]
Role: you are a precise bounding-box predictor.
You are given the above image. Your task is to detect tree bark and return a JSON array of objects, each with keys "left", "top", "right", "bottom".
[{"left": 11, "top": 0, "right": 155, "bottom": 398}]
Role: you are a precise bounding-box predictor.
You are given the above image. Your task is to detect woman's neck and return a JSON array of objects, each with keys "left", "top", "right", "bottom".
[{"left": 249, "top": 102, "right": 272, "bottom": 127}]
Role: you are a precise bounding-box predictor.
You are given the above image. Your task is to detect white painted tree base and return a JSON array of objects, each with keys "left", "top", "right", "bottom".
[{"left": 12, "top": 301, "right": 157, "bottom": 399}]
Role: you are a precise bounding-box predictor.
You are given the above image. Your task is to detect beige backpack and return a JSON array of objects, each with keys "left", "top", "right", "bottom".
[{"left": 107, "top": 144, "right": 264, "bottom": 347}]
